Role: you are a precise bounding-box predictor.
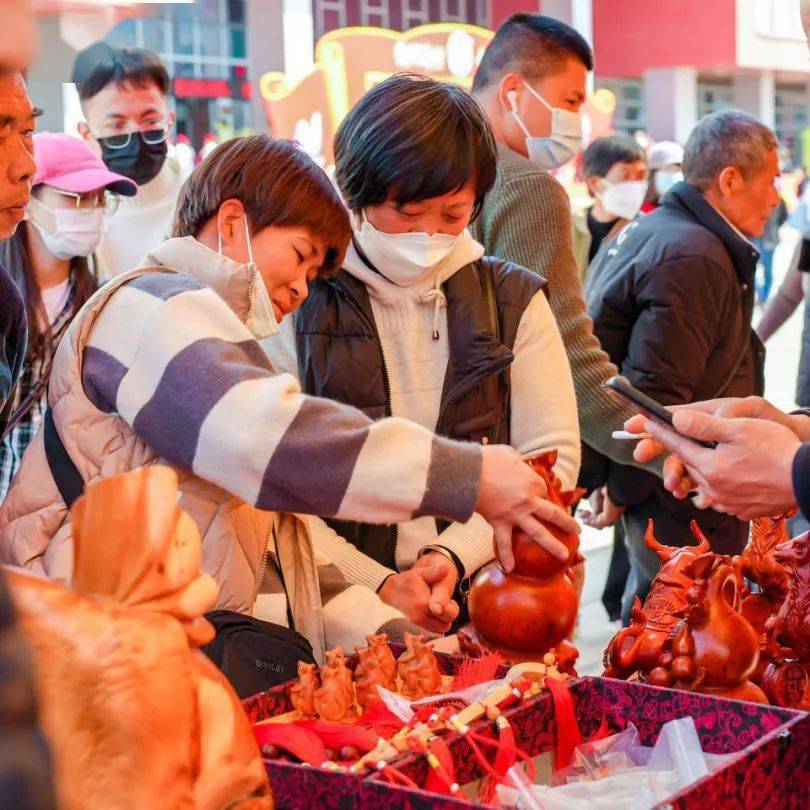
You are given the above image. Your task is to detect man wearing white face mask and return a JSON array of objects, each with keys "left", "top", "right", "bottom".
[
  {"left": 471, "top": 14, "right": 659, "bottom": 529},
  {"left": 572, "top": 134, "right": 648, "bottom": 279},
  {"left": 0, "top": 131, "right": 136, "bottom": 500}
]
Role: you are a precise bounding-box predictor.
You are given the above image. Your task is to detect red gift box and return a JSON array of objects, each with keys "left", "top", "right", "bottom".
[
  {"left": 359, "top": 675, "right": 809, "bottom": 809},
  {"left": 242, "top": 644, "right": 507, "bottom": 807}
]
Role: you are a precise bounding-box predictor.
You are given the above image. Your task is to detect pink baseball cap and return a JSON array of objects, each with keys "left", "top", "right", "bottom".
[{"left": 33, "top": 132, "right": 138, "bottom": 196}]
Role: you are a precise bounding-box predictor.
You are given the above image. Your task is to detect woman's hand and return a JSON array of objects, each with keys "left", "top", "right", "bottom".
[
  {"left": 477, "top": 446, "right": 579, "bottom": 572},
  {"left": 378, "top": 554, "right": 459, "bottom": 634}
]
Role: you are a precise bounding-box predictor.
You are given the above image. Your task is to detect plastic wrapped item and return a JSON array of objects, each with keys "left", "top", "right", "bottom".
[{"left": 497, "top": 717, "right": 736, "bottom": 809}]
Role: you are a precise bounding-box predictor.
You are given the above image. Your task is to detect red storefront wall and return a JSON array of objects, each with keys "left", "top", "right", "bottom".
[
  {"left": 490, "top": 1, "right": 737, "bottom": 78},
  {"left": 592, "top": 0, "right": 737, "bottom": 78}
]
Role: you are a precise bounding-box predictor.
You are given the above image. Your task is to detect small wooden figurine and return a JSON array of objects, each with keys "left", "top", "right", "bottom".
[
  {"left": 314, "top": 648, "right": 355, "bottom": 721},
  {"left": 397, "top": 633, "right": 443, "bottom": 699},
  {"left": 354, "top": 642, "right": 392, "bottom": 710},
  {"left": 290, "top": 661, "right": 320, "bottom": 717},
  {"left": 368, "top": 632, "right": 397, "bottom": 685}
]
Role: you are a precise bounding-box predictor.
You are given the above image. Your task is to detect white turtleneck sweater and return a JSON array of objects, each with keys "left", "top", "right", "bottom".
[
  {"left": 96, "top": 155, "right": 189, "bottom": 279},
  {"left": 266, "top": 237, "right": 580, "bottom": 589}
]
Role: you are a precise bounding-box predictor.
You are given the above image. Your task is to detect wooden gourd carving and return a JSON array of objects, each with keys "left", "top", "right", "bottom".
[
  {"left": 7, "top": 466, "right": 272, "bottom": 810},
  {"left": 463, "top": 451, "right": 583, "bottom": 666}
]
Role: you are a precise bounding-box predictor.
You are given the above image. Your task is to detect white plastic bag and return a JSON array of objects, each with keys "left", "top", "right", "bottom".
[{"left": 496, "top": 716, "right": 736, "bottom": 810}]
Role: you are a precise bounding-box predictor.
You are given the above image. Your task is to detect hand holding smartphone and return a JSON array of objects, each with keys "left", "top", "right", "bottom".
[{"left": 603, "top": 376, "right": 717, "bottom": 449}]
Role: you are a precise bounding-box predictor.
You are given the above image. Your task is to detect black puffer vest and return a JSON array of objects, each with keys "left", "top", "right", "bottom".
[{"left": 294, "top": 253, "right": 545, "bottom": 568}]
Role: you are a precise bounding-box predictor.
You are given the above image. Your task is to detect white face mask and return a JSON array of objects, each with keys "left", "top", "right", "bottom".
[
  {"left": 218, "top": 213, "right": 279, "bottom": 339},
  {"left": 511, "top": 83, "right": 583, "bottom": 171},
  {"left": 27, "top": 197, "right": 104, "bottom": 260},
  {"left": 353, "top": 213, "right": 466, "bottom": 286},
  {"left": 654, "top": 170, "right": 683, "bottom": 197},
  {"left": 598, "top": 179, "right": 648, "bottom": 221}
]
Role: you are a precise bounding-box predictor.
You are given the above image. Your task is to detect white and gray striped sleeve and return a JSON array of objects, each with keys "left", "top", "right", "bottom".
[{"left": 81, "top": 272, "right": 482, "bottom": 525}]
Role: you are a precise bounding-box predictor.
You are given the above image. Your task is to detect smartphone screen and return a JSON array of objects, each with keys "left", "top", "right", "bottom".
[{"left": 602, "top": 376, "right": 716, "bottom": 449}]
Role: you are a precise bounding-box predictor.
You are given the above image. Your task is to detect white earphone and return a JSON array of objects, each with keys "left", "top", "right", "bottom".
[{"left": 507, "top": 90, "right": 519, "bottom": 113}]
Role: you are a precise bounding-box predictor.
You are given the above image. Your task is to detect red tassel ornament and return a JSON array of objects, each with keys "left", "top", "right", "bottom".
[
  {"left": 544, "top": 676, "right": 582, "bottom": 771},
  {"left": 356, "top": 702, "right": 406, "bottom": 739},
  {"left": 449, "top": 652, "right": 504, "bottom": 691}
]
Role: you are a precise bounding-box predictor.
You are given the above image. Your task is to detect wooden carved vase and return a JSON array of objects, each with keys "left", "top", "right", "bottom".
[{"left": 463, "top": 451, "right": 583, "bottom": 666}]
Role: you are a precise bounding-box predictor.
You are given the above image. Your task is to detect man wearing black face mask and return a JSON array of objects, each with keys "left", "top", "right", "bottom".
[{"left": 73, "top": 43, "right": 189, "bottom": 278}]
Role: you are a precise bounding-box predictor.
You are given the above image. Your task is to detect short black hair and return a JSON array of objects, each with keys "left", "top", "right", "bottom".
[
  {"left": 334, "top": 73, "right": 497, "bottom": 217},
  {"left": 473, "top": 14, "right": 593, "bottom": 94},
  {"left": 74, "top": 43, "right": 169, "bottom": 103},
  {"left": 583, "top": 135, "right": 646, "bottom": 179},
  {"left": 174, "top": 135, "right": 351, "bottom": 276}
]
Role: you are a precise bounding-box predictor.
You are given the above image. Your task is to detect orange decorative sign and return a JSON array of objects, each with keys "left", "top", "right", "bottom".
[
  {"left": 260, "top": 23, "right": 616, "bottom": 172},
  {"left": 260, "top": 23, "right": 494, "bottom": 167}
]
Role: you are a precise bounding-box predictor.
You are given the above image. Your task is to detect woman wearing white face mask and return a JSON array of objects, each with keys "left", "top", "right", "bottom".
[
  {"left": 643, "top": 141, "right": 684, "bottom": 213},
  {"left": 267, "top": 75, "right": 581, "bottom": 636},
  {"left": 0, "top": 132, "right": 135, "bottom": 499},
  {"left": 572, "top": 134, "right": 649, "bottom": 279}
]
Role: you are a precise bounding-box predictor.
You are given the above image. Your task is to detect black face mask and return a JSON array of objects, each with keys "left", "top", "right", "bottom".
[{"left": 98, "top": 131, "right": 167, "bottom": 187}]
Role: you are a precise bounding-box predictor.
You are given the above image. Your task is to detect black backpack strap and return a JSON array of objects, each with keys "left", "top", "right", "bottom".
[
  {"left": 270, "top": 522, "right": 297, "bottom": 632},
  {"left": 43, "top": 407, "right": 84, "bottom": 509}
]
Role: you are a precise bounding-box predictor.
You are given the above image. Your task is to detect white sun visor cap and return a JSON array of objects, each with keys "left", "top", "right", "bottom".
[{"left": 648, "top": 141, "right": 684, "bottom": 170}]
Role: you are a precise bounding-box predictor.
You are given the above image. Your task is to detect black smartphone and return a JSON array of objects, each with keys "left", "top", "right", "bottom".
[{"left": 603, "top": 376, "right": 716, "bottom": 449}]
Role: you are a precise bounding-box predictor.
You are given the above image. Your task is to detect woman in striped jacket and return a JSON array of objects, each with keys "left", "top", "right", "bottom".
[{"left": 0, "top": 134, "right": 577, "bottom": 656}]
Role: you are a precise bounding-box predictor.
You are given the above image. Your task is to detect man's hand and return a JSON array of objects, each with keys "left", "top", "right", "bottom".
[
  {"left": 626, "top": 396, "right": 809, "bottom": 463},
  {"left": 378, "top": 555, "right": 459, "bottom": 634},
  {"left": 580, "top": 487, "right": 625, "bottom": 529},
  {"left": 633, "top": 409, "right": 801, "bottom": 520},
  {"left": 477, "top": 445, "right": 579, "bottom": 572}
]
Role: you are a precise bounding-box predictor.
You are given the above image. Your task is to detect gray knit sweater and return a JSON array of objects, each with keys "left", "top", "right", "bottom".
[{"left": 471, "top": 143, "right": 650, "bottom": 469}]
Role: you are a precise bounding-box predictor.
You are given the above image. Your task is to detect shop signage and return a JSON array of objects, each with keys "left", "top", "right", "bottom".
[{"left": 260, "top": 23, "right": 615, "bottom": 169}]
